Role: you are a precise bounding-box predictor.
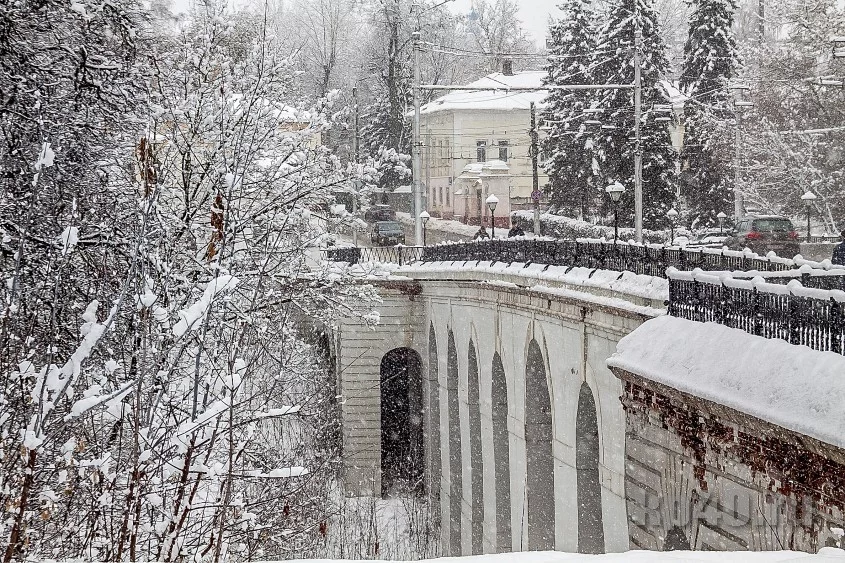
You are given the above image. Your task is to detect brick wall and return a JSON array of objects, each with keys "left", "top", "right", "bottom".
[{"left": 612, "top": 368, "right": 845, "bottom": 553}]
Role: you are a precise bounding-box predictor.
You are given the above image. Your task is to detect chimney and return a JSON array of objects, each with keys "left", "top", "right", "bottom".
[{"left": 502, "top": 58, "right": 514, "bottom": 76}]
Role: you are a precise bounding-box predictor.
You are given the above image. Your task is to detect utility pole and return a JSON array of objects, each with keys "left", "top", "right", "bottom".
[
  {"left": 412, "top": 23, "right": 423, "bottom": 246},
  {"left": 352, "top": 86, "right": 360, "bottom": 247},
  {"left": 530, "top": 102, "right": 540, "bottom": 235},
  {"left": 633, "top": 26, "right": 643, "bottom": 243},
  {"left": 425, "top": 126, "right": 431, "bottom": 215},
  {"left": 734, "top": 110, "right": 743, "bottom": 220}
]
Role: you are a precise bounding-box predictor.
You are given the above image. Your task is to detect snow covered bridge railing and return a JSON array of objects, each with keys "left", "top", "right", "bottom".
[
  {"left": 322, "top": 245, "right": 424, "bottom": 265},
  {"left": 325, "top": 238, "right": 832, "bottom": 276},
  {"left": 667, "top": 267, "right": 845, "bottom": 355},
  {"left": 420, "top": 239, "right": 801, "bottom": 276}
]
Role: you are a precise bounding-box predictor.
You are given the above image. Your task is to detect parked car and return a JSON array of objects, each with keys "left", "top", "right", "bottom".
[
  {"left": 370, "top": 221, "right": 405, "bottom": 246},
  {"left": 724, "top": 215, "right": 800, "bottom": 257},
  {"left": 687, "top": 229, "right": 730, "bottom": 248},
  {"left": 364, "top": 204, "right": 396, "bottom": 223}
]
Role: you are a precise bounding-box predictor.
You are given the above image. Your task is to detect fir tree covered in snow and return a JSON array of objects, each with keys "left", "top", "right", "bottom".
[
  {"left": 591, "top": 0, "right": 679, "bottom": 229},
  {"left": 679, "top": 0, "right": 739, "bottom": 227},
  {"left": 541, "top": 0, "right": 599, "bottom": 218}
]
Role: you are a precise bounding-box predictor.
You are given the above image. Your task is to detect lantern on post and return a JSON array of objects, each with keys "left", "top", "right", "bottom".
[
  {"left": 419, "top": 210, "right": 430, "bottom": 247},
  {"left": 801, "top": 191, "right": 816, "bottom": 241},
  {"left": 605, "top": 182, "right": 626, "bottom": 243},
  {"left": 667, "top": 208, "right": 679, "bottom": 246},
  {"left": 486, "top": 194, "right": 499, "bottom": 238}
]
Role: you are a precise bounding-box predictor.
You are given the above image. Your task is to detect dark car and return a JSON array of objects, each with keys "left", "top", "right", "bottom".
[
  {"left": 724, "top": 215, "right": 800, "bottom": 257},
  {"left": 364, "top": 204, "right": 396, "bottom": 223},
  {"left": 370, "top": 221, "right": 405, "bottom": 246}
]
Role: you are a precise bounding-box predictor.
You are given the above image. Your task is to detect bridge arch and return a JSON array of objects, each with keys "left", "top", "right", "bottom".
[
  {"left": 467, "top": 339, "right": 484, "bottom": 554},
  {"left": 491, "top": 351, "right": 512, "bottom": 551},
  {"left": 380, "top": 347, "right": 424, "bottom": 496},
  {"left": 524, "top": 337, "right": 555, "bottom": 550},
  {"left": 576, "top": 381, "right": 605, "bottom": 553},
  {"left": 447, "top": 329, "right": 462, "bottom": 555},
  {"left": 427, "top": 324, "right": 441, "bottom": 525}
]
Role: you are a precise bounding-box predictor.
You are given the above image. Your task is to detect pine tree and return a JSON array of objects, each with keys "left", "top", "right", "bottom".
[
  {"left": 679, "top": 0, "right": 739, "bottom": 227},
  {"left": 541, "top": 0, "right": 599, "bottom": 218},
  {"left": 590, "top": 0, "right": 679, "bottom": 230}
]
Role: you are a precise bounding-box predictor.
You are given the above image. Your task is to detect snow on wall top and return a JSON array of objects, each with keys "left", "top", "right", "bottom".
[
  {"left": 607, "top": 315, "right": 845, "bottom": 450},
  {"left": 419, "top": 71, "right": 548, "bottom": 115},
  {"left": 280, "top": 547, "right": 845, "bottom": 562}
]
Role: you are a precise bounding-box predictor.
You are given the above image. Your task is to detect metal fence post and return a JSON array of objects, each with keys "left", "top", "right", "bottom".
[{"left": 832, "top": 298, "right": 843, "bottom": 355}]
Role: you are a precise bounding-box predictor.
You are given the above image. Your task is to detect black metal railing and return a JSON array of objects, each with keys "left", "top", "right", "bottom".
[
  {"left": 419, "top": 239, "right": 796, "bottom": 276},
  {"left": 322, "top": 245, "right": 424, "bottom": 266},
  {"left": 668, "top": 276, "right": 845, "bottom": 355}
]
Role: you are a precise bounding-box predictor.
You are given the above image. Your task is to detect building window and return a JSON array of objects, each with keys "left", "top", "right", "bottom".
[
  {"left": 497, "top": 140, "right": 509, "bottom": 162},
  {"left": 439, "top": 186, "right": 443, "bottom": 205},
  {"left": 476, "top": 140, "right": 487, "bottom": 162}
]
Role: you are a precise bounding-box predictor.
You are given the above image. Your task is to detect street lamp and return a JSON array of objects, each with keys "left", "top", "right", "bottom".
[
  {"left": 801, "top": 191, "right": 817, "bottom": 240},
  {"left": 605, "top": 181, "right": 626, "bottom": 243},
  {"left": 667, "top": 208, "right": 679, "bottom": 246},
  {"left": 486, "top": 194, "right": 499, "bottom": 238},
  {"left": 419, "top": 210, "right": 430, "bottom": 246},
  {"left": 717, "top": 211, "right": 727, "bottom": 235}
]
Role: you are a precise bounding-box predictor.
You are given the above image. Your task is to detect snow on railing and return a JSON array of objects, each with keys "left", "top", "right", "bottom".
[{"left": 667, "top": 267, "right": 845, "bottom": 355}]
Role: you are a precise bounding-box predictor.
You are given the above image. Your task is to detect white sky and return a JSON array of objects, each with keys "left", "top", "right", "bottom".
[
  {"left": 449, "top": 0, "right": 559, "bottom": 46},
  {"left": 169, "top": 0, "right": 558, "bottom": 45}
]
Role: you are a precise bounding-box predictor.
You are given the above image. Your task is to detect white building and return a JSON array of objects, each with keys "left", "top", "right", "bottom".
[
  {"left": 418, "top": 69, "right": 548, "bottom": 224},
  {"left": 417, "top": 68, "right": 687, "bottom": 224}
]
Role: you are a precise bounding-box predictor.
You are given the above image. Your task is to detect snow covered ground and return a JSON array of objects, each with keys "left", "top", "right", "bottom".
[{"left": 281, "top": 547, "right": 845, "bottom": 562}]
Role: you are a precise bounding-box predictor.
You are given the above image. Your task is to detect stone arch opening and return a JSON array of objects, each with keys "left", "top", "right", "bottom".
[
  {"left": 663, "top": 526, "right": 690, "bottom": 551},
  {"left": 447, "top": 330, "right": 462, "bottom": 555},
  {"left": 428, "top": 324, "right": 441, "bottom": 525},
  {"left": 524, "top": 338, "right": 555, "bottom": 550},
  {"left": 576, "top": 381, "right": 605, "bottom": 553},
  {"left": 380, "top": 348, "right": 424, "bottom": 497},
  {"left": 491, "top": 352, "right": 512, "bottom": 552},
  {"left": 467, "top": 340, "right": 483, "bottom": 554}
]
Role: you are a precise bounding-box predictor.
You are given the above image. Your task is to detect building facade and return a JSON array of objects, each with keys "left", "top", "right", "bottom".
[{"left": 419, "top": 70, "right": 548, "bottom": 220}]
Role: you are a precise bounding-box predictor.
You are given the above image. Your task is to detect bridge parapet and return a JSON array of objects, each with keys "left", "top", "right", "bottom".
[
  {"left": 608, "top": 315, "right": 845, "bottom": 551},
  {"left": 396, "top": 260, "right": 668, "bottom": 314},
  {"left": 325, "top": 238, "right": 845, "bottom": 282}
]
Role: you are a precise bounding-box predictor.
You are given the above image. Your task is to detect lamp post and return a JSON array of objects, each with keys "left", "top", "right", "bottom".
[
  {"left": 730, "top": 85, "right": 753, "bottom": 220},
  {"left": 801, "top": 191, "right": 816, "bottom": 240},
  {"left": 605, "top": 181, "right": 626, "bottom": 243},
  {"left": 717, "top": 211, "right": 727, "bottom": 235},
  {"left": 667, "top": 208, "right": 679, "bottom": 246},
  {"left": 419, "top": 210, "right": 430, "bottom": 247},
  {"left": 486, "top": 194, "right": 499, "bottom": 238}
]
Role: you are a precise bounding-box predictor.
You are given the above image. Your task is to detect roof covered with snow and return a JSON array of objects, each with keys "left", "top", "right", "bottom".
[
  {"left": 419, "top": 71, "right": 547, "bottom": 115},
  {"left": 607, "top": 316, "right": 845, "bottom": 450},
  {"left": 418, "top": 72, "right": 687, "bottom": 116}
]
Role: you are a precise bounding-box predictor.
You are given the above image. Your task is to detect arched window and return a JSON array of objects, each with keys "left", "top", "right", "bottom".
[
  {"left": 447, "top": 331, "right": 462, "bottom": 555},
  {"left": 380, "top": 348, "right": 424, "bottom": 496},
  {"left": 524, "top": 339, "right": 555, "bottom": 550},
  {"left": 468, "top": 341, "right": 483, "bottom": 554},
  {"left": 491, "top": 352, "right": 512, "bottom": 551},
  {"left": 576, "top": 382, "right": 604, "bottom": 554}
]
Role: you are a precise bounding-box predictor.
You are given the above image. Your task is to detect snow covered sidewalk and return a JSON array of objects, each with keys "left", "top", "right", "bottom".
[{"left": 282, "top": 547, "right": 845, "bottom": 562}]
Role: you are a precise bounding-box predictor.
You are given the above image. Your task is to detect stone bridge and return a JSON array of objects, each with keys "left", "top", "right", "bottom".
[{"left": 332, "top": 257, "right": 845, "bottom": 557}]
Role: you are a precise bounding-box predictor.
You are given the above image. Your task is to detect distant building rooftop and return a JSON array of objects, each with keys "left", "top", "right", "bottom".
[
  {"left": 419, "top": 71, "right": 547, "bottom": 115},
  {"left": 417, "top": 71, "right": 686, "bottom": 115}
]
